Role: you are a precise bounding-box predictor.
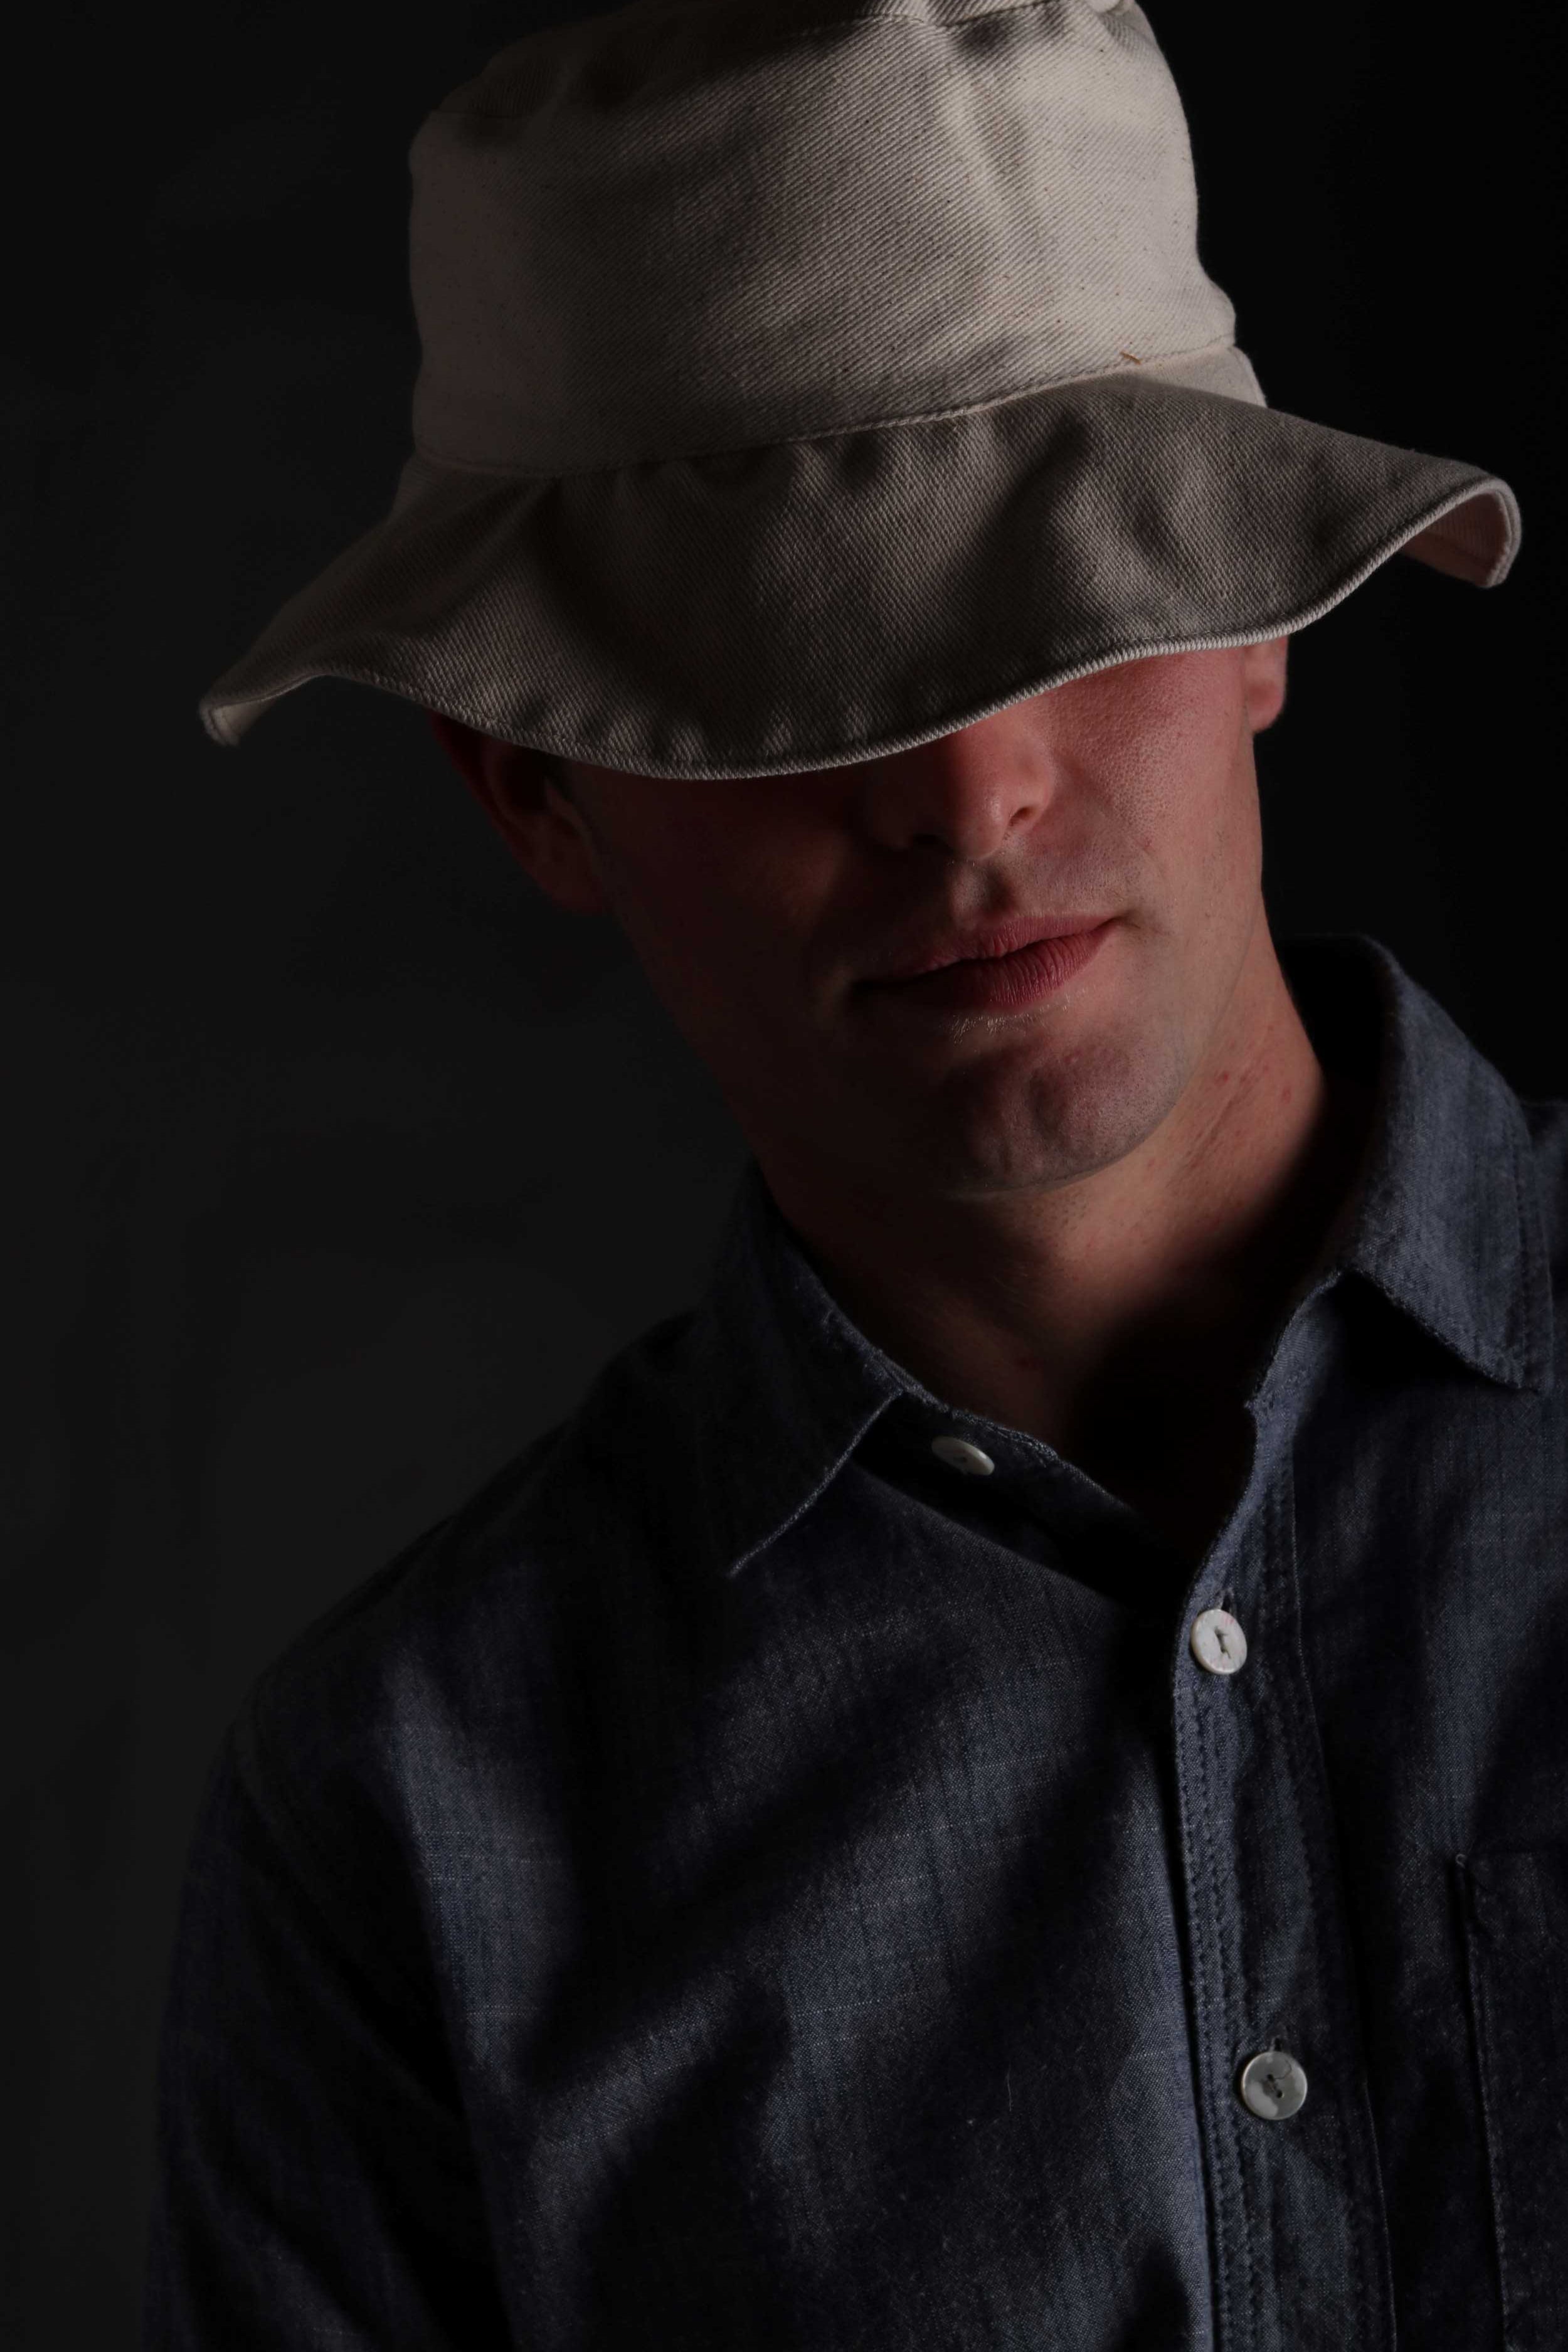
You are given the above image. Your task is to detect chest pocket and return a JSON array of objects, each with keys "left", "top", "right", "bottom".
[{"left": 1458, "top": 1844, "right": 1568, "bottom": 2350}]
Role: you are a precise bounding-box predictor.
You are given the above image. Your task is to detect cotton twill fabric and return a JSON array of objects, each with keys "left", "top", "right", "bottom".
[
  {"left": 142, "top": 933, "right": 1568, "bottom": 2352},
  {"left": 196, "top": 361, "right": 1517, "bottom": 778},
  {"left": 196, "top": 0, "right": 1520, "bottom": 768}
]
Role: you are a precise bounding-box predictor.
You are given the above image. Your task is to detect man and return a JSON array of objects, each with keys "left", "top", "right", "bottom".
[
  {"left": 151, "top": 3, "right": 1561, "bottom": 2348},
  {"left": 426, "top": 644, "right": 1376, "bottom": 1572}
]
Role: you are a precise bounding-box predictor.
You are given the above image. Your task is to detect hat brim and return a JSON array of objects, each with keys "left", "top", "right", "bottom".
[{"left": 198, "top": 347, "right": 1520, "bottom": 778}]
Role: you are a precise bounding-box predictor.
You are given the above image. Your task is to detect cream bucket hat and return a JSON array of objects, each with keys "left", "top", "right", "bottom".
[{"left": 196, "top": 0, "right": 1521, "bottom": 779}]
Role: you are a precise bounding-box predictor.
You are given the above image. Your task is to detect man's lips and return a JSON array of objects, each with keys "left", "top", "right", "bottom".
[
  {"left": 866, "top": 913, "right": 1116, "bottom": 985},
  {"left": 868, "top": 919, "right": 1116, "bottom": 1013}
]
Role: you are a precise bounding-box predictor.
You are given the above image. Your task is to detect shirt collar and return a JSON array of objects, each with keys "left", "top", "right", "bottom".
[
  {"left": 1287, "top": 930, "right": 1553, "bottom": 1397},
  {"left": 681, "top": 931, "right": 1554, "bottom": 1583}
]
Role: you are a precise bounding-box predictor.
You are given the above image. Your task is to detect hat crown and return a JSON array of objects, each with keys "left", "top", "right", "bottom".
[{"left": 407, "top": 0, "right": 1241, "bottom": 474}]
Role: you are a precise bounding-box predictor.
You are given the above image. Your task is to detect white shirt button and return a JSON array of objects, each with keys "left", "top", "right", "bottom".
[
  {"left": 1237, "top": 2047, "right": 1308, "bottom": 2121},
  {"left": 1189, "top": 1606, "right": 1248, "bottom": 1675},
  {"left": 930, "top": 1434, "right": 996, "bottom": 1477},
  {"left": 1085, "top": 0, "right": 1121, "bottom": 13}
]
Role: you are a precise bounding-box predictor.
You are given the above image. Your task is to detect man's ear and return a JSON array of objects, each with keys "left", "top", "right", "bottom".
[
  {"left": 425, "top": 709, "right": 610, "bottom": 917},
  {"left": 1241, "top": 635, "right": 1290, "bottom": 738}
]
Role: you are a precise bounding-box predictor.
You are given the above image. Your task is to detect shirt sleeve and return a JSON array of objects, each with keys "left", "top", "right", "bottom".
[{"left": 140, "top": 1697, "right": 515, "bottom": 2351}]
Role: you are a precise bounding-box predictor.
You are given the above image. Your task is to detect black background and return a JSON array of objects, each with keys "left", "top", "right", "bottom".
[{"left": 5, "top": 3, "right": 1563, "bottom": 2343}]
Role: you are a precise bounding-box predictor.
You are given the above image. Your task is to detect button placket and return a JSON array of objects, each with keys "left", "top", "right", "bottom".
[{"left": 1171, "top": 1426, "right": 1396, "bottom": 2346}]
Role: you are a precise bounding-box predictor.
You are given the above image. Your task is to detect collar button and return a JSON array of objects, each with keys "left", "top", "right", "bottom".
[{"left": 931, "top": 1434, "right": 996, "bottom": 1477}]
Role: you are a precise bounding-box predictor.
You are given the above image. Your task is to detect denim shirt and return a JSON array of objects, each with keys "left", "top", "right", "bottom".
[{"left": 142, "top": 931, "right": 1568, "bottom": 2352}]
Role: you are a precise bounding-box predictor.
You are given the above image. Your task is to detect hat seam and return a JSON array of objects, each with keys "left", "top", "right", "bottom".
[{"left": 411, "top": 335, "right": 1240, "bottom": 482}]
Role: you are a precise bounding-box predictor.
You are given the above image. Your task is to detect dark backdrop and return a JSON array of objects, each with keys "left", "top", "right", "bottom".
[{"left": 5, "top": 4, "right": 1563, "bottom": 2344}]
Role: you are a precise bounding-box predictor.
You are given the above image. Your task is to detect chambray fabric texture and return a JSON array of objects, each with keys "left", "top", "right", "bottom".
[{"left": 142, "top": 929, "right": 1568, "bottom": 2352}]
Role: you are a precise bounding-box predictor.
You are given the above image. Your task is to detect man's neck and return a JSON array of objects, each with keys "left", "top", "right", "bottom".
[{"left": 758, "top": 933, "right": 1375, "bottom": 1483}]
